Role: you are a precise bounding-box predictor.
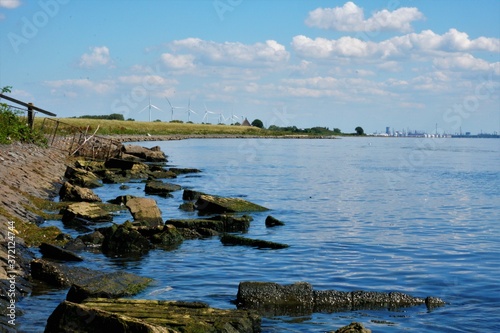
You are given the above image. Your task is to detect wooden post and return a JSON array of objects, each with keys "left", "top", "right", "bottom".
[{"left": 27, "top": 103, "right": 34, "bottom": 130}]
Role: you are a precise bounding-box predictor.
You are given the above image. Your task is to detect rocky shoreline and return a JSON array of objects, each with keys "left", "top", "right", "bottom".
[{"left": 0, "top": 139, "right": 443, "bottom": 332}]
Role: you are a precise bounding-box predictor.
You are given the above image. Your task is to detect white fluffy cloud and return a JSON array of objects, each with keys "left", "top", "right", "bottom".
[
  {"left": 0, "top": 0, "right": 21, "bottom": 9},
  {"left": 305, "top": 1, "right": 424, "bottom": 32},
  {"left": 292, "top": 29, "right": 500, "bottom": 61},
  {"left": 161, "top": 53, "right": 196, "bottom": 69},
  {"left": 78, "top": 46, "right": 111, "bottom": 68},
  {"left": 167, "top": 38, "right": 290, "bottom": 67}
]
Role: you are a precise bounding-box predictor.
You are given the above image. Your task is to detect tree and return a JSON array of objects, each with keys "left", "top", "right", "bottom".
[
  {"left": 355, "top": 126, "right": 365, "bottom": 135},
  {"left": 251, "top": 119, "right": 264, "bottom": 128},
  {"left": 333, "top": 128, "right": 341, "bottom": 134}
]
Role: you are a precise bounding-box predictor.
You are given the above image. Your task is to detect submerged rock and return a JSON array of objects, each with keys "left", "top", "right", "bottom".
[
  {"left": 45, "top": 298, "right": 261, "bottom": 333},
  {"left": 265, "top": 215, "right": 285, "bottom": 227},
  {"left": 168, "top": 167, "right": 202, "bottom": 175},
  {"left": 145, "top": 180, "right": 181, "bottom": 197},
  {"left": 196, "top": 194, "right": 269, "bottom": 214},
  {"left": 236, "top": 281, "right": 445, "bottom": 317},
  {"left": 330, "top": 322, "right": 371, "bottom": 333},
  {"left": 221, "top": 234, "right": 289, "bottom": 249}
]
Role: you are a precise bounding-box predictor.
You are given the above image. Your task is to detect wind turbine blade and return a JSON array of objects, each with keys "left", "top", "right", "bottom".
[
  {"left": 151, "top": 105, "right": 161, "bottom": 111},
  {"left": 166, "top": 98, "right": 173, "bottom": 108},
  {"left": 139, "top": 105, "right": 149, "bottom": 113}
]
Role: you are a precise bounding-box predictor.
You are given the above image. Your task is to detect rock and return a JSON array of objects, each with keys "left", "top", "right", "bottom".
[
  {"left": 63, "top": 238, "right": 86, "bottom": 252},
  {"left": 125, "top": 197, "right": 163, "bottom": 227},
  {"left": 66, "top": 271, "right": 153, "bottom": 303},
  {"left": 74, "top": 159, "right": 106, "bottom": 172},
  {"left": 77, "top": 230, "right": 105, "bottom": 247},
  {"left": 236, "top": 281, "right": 446, "bottom": 317},
  {"left": 167, "top": 215, "right": 251, "bottom": 234},
  {"left": 59, "top": 182, "right": 102, "bottom": 202},
  {"left": 148, "top": 225, "right": 184, "bottom": 250},
  {"left": 179, "top": 202, "right": 195, "bottom": 212},
  {"left": 182, "top": 189, "right": 205, "bottom": 201},
  {"left": 265, "top": 215, "right": 285, "bottom": 227},
  {"left": 145, "top": 180, "right": 181, "bottom": 197},
  {"left": 45, "top": 298, "right": 261, "bottom": 333},
  {"left": 221, "top": 234, "right": 289, "bottom": 249},
  {"left": 61, "top": 202, "right": 113, "bottom": 224},
  {"left": 121, "top": 144, "right": 167, "bottom": 162},
  {"left": 237, "top": 282, "right": 314, "bottom": 316},
  {"left": 196, "top": 194, "right": 269, "bottom": 214},
  {"left": 39, "top": 243, "right": 83, "bottom": 262},
  {"left": 101, "top": 223, "right": 153, "bottom": 255},
  {"left": 64, "top": 165, "right": 102, "bottom": 188},
  {"left": 30, "top": 259, "right": 96, "bottom": 287},
  {"left": 100, "top": 169, "right": 131, "bottom": 184},
  {"left": 148, "top": 165, "right": 177, "bottom": 179},
  {"left": 168, "top": 167, "right": 202, "bottom": 175},
  {"left": 331, "top": 322, "right": 371, "bottom": 333}
]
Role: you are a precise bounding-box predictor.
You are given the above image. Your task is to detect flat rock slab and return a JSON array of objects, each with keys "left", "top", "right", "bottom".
[
  {"left": 196, "top": 194, "right": 269, "bottom": 214},
  {"left": 61, "top": 202, "right": 113, "bottom": 223},
  {"left": 59, "top": 182, "right": 102, "bottom": 202},
  {"left": 167, "top": 215, "right": 251, "bottom": 233},
  {"left": 236, "top": 281, "right": 445, "bottom": 316},
  {"left": 145, "top": 180, "right": 182, "bottom": 197},
  {"left": 39, "top": 243, "right": 83, "bottom": 262},
  {"left": 66, "top": 271, "right": 153, "bottom": 303},
  {"left": 45, "top": 298, "right": 261, "bottom": 333}
]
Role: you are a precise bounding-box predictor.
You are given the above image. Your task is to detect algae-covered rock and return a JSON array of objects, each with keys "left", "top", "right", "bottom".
[
  {"left": 66, "top": 271, "right": 153, "bottom": 303},
  {"left": 64, "top": 165, "right": 102, "bottom": 189},
  {"left": 149, "top": 225, "right": 184, "bottom": 250},
  {"left": 101, "top": 223, "right": 153, "bottom": 255},
  {"left": 168, "top": 167, "right": 202, "bottom": 175},
  {"left": 167, "top": 215, "right": 251, "bottom": 234},
  {"left": 45, "top": 298, "right": 261, "bottom": 333},
  {"left": 145, "top": 180, "right": 181, "bottom": 197},
  {"left": 196, "top": 194, "right": 268, "bottom": 214},
  {"left": 221, "top": 234, "right": 289, "bottom": 249},
  {"left": 331, "top": 322, "right": 372, "bottom": 333}
]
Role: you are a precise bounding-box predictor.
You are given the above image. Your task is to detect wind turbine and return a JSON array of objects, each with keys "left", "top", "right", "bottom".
[
  {"left": 203, "top": 104, "right": 216, "bottom": 123},
  {"left": 229, "top": 114, "right": 239, "bottom": 124},
  {"left": 217, "top": 112, "right": 226, "bottom": 124},
  {"left": 139, "top": 95, "right": 162, "bottom": 122},
  {"left": 166, "top": 97, "right": 184, "bottom": 121},
  {"left": 186, "top": 98, "right": 197, "bottom": 122}
]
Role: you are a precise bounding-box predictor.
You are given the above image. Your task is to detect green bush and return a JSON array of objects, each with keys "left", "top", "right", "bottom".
[{"left": 0, "top": 86, "right": 47, "bottom": 145}]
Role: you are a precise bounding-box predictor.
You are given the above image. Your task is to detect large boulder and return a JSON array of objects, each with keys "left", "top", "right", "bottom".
[
  {"left": 330, "top": 322, "right": 372, "bottom": 333},
  {"left": 45, "top": 298, "right": 261, "bottom": 333},
  {"left": 61, "top": 202, "right": 113, "bottom": 224},
  {"left": 236, "top": 282, "right": 446, "bottom": 316},
  {"left": 125, "top": 197, "right": 163, "bottom": 227},
  {"left": 121, "top": 144, "right": 167, "bottom": 162},
  {"left": 64, "top": 165, "right": 102, "bottom": 188},
  {"left": 66, "top": 271, "right": 153, "bottom": 303},
  {"left": 59, "top": 182, "right": 102, "bottom": 202},
  {"left": 145, "top": 180, "right": 181, "bottom": 197},
  {"left": 196, "top": 194, "right": 268, "bottom": 215},
  {"left": 101, "top": 223, "right": 153, "bottom": 255},
  {"left": 30, "top": 259, "right": 96, "bottom": 287}
]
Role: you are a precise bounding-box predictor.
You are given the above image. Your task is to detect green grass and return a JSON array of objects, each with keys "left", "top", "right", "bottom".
[{"left": 36, "top": 118, "right": 266, "bottom": 136}]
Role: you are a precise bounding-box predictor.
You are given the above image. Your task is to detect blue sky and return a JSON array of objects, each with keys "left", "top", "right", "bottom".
[{"left": 1, "top": 0, "right": 499, "bottom": 134}]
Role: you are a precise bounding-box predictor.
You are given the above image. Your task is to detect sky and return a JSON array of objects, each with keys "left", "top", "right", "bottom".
[{"left": 0, "top": 0, "right": 499, "bottom": 134}]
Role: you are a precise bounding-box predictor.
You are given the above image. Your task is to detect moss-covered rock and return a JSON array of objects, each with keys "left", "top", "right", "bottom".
[
  {"left": 196, "top": 194, "right": 268, "bottom": 214},
  {"left": 220, "top": 234, "right": 289, "bottom": 249},
  {"left": 45, "top": 298, "right": 261, "bottom": 333}
]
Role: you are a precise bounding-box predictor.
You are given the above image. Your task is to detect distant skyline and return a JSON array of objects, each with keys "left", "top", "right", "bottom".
[{"left": 1, "top": 0, "right": 499, "bottom": 134}]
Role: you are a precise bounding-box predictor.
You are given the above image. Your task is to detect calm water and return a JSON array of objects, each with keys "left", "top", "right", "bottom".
[{"left": 19, "top": 137, "right": 500, "bottom": 332}]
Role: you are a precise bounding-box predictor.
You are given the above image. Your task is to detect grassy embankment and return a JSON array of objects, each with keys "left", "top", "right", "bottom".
[{"left": 36, "top": 118, "right": 267, "bottom": 137}]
